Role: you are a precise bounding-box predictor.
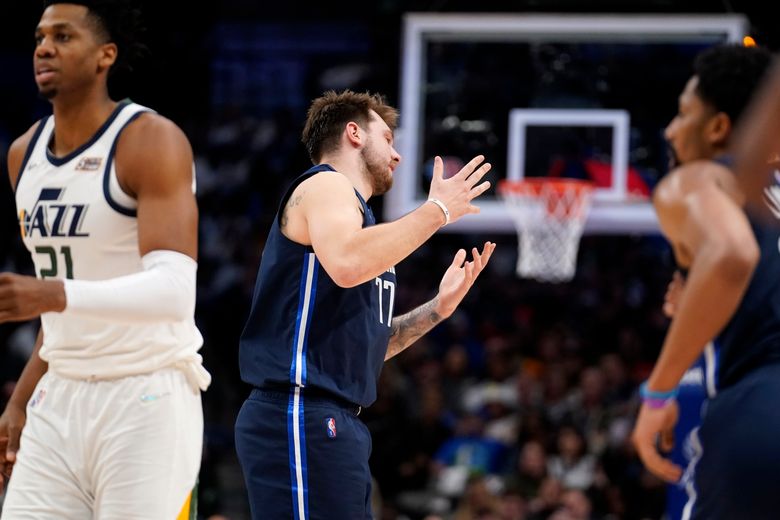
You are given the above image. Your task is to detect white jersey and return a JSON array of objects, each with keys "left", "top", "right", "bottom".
[{"left": 15, "top": 101, "right": 209, "bottom": 388}]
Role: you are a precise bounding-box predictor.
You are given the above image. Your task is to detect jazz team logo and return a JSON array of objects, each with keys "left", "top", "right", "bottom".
[
  {"left": 19, "top": 187, "right": 89, "bottom": 238},
  {"left": 325, "top": 417, "right": 337, "bottom": 438}
]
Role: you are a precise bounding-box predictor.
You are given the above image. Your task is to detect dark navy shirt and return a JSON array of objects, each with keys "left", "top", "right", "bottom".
[
  {"left": 239, "top": 165, "right": 397, "bottom": 407},
  {"left": 714, "top": 213, "right": 780, "bottom": 389},
  {"left": 703, "top": 155, "right": 780, "bottom": 389},
  {"left": 668, "top": 347, "right": 715, "bottom": 519}
]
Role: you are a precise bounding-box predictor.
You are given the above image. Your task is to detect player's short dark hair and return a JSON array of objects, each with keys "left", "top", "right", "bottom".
[
  {"left": 301, "top": 90, "right": 399, "bottom": 163},
  {"left": 42, "top": 0, "right": 147, "bottom": 75},
  {"left": 694, "top": 44, "right": 773, "bottom": 127}
]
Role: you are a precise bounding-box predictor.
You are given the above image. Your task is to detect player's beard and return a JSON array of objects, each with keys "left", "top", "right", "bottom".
[
  {"left": 361, "top": 141, "right": 393, "bottom": 196},
  {"left": 38, "top": 86, "right": 58, "bottom": 100}
]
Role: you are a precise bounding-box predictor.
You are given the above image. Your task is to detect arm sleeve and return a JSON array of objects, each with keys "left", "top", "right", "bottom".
[{"left": 62, "top": 250, "right": 196, "bottom": 323}]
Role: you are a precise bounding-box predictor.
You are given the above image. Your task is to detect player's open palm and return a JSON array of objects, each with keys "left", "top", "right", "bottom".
[
  {"left": 0, "top": 403, "right": 26, "bottom": 493},
  {"left": 436, "top": 242, "right": 496, "bottom": 318},
  {"left": 428, "top": 155, "right": 492, "bottom": 224}
]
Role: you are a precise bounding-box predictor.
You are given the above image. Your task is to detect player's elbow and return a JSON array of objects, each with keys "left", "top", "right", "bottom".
[
  {"left": 327, "top": 265, "right": 364, "bottom": 288},
  {"left": 162, "top": 294, "right": 196, "bottom": 321},
  {"left": 143, "top": 251, "right": 197, "bottom": 322},
  {"left": 322, "top": 258, "right": 366, "bottom": 289},
  {"left": 711, "top": 239, "right": 759, "bottom": 283}
]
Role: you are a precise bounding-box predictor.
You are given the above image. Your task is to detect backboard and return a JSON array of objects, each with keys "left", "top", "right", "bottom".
[{"left": 386, "top": 13, "right": 748, "bottom": 234}]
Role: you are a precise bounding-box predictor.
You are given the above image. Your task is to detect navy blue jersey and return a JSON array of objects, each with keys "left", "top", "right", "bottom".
[
  {"left": 713, "top": 213, "right": 780, "bottom": 389},
  {"left": 239, "top": 164, "right": 396, "bottom": 408},
  {"left": 680, "top": 156, "right": 780, "bottom": 390},
  {"left": 667, "top": 344, "right": 717, "bottom": 520}
]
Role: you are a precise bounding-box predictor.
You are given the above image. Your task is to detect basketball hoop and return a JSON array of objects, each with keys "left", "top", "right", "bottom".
[{"left": 499, "top": 179, "right": 594, "bottom": 282}]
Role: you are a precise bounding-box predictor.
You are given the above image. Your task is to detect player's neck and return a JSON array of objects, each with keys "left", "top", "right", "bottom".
[
  {"left": 319, "top": 153, "right": 373, "bottom": 201},
  {"left": 50, "top": 89, "right": 118, "bottom": 158}
]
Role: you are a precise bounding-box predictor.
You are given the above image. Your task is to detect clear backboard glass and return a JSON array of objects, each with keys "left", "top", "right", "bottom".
[{"left": 387, "top": 14, "right": 748, "bottom": 234}]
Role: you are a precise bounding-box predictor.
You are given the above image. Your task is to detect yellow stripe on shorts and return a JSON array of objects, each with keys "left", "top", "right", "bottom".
[{"left": 176, "top": 483, "right": 198, "bottom": 520}]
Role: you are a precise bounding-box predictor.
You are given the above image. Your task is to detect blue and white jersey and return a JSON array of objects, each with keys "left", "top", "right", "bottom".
[{"left": 239, "top": 164, "right": 396, "bottom": 408}]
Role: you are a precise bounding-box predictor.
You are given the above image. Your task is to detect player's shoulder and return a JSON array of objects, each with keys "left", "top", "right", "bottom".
[
  {"left": 120, "top": 111, "right": 191, "bottom": 150},
  {"left": 654, "top": 159, "right": 735, "bottom": 205},
  {"left": 113, "top": 110, "right": 195, "bottom": 195},
  {"left": 115, "top": 111, "right": 193, "bottom": 172},
  {"left": 297, "top": 168, "right": 354, "bottom": 194},
  {"left": 9, "top": 121, "right": 42, "bottom": 154},
  {"left": 7, "top": 120, "right": 45, "bottom": 189}
]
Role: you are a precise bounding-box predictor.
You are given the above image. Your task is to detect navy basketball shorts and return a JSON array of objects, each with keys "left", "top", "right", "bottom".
[
  {"left": 235, "top": 389, "right": 373, "bottom": 520},
  {"left": 691, "top": 363, "right": 780, "bottom": 519}
]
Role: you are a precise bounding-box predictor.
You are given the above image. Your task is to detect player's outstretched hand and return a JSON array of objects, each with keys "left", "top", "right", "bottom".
[
  {"left": 631, "top": 400, "right": 683, "bottom": 483},
  {"left": 0, "top": 273, "right": 65, "bottom": 323},
  {"left": 435, "top": 242, "right": 496, "bottom": 318},
  {"left": 428, "top": 155, "right": 491, "bottom": 224},
  {"left": 0, "top": 402, "right": 26, "bottom": 493}
]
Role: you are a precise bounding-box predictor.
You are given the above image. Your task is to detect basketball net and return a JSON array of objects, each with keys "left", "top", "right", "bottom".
[{"left": 499, "top": 179, "right": 593, "bottom": 282}]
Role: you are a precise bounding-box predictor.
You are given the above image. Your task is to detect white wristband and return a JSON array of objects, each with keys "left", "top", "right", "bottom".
[{"left": 427, "top": 198, "right": 450, "bottom": 225}]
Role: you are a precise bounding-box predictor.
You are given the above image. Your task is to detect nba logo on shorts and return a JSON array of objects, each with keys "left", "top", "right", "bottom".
[
  {"left": 29, "top": 388, "right": 46, "bottom": 408},
  {"left": 325, "top": 417, "right": 337, "bottom": 438}
]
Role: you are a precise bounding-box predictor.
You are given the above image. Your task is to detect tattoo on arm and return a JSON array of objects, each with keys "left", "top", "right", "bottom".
[
  {"left": 280, "top": 191, "right": 305, "bottom": 231},
  {"left": 385, "top": 298, "right": 442, "bottom": 360}
]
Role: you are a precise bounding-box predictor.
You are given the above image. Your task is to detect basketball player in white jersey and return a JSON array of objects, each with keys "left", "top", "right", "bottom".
[{"left": 0, "top": 1, "right": 209, "bottom": 518}]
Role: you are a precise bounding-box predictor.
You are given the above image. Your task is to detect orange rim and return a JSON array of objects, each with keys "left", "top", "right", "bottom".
[{"left": 498, "top": 178, "right": 593, "bottom": 196}]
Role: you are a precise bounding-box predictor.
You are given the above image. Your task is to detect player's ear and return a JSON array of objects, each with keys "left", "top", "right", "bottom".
[
  {"left": 707, "top": 111, "right": 732, "bottom": 148},
  {"left": 345, "top": 121, "right": 363, "bottom": 148},
  {"left": 96, "top": 42, "right": 117, "bottom": 74}
]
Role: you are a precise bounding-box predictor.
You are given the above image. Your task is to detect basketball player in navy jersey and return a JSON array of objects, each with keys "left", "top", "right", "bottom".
[
  {"left": 0, "top": 2, "right": 208, "bottom": 518},
  {"left": 631, "top": 44, "right": 780, "bottom": 518},
  {"left": 235, "top": 90, "right": 495, "bottom": 519}
]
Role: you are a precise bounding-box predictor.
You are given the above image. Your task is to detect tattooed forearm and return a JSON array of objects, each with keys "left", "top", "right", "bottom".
[
  {"left": 280, "top": 191, "right": 305, "bottom": 231},
  {"left": 385, "top": 298, "right": 442, "bottom": 360}
]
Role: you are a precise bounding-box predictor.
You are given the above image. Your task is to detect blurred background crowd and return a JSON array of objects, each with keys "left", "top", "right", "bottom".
[{"left": 1, "top": 1, "right": 776, "bottom": 518}]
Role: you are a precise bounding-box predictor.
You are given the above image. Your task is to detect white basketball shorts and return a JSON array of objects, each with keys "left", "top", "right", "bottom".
[{"left": 0, "top": 367, "right": 203, "bottom": 519}]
